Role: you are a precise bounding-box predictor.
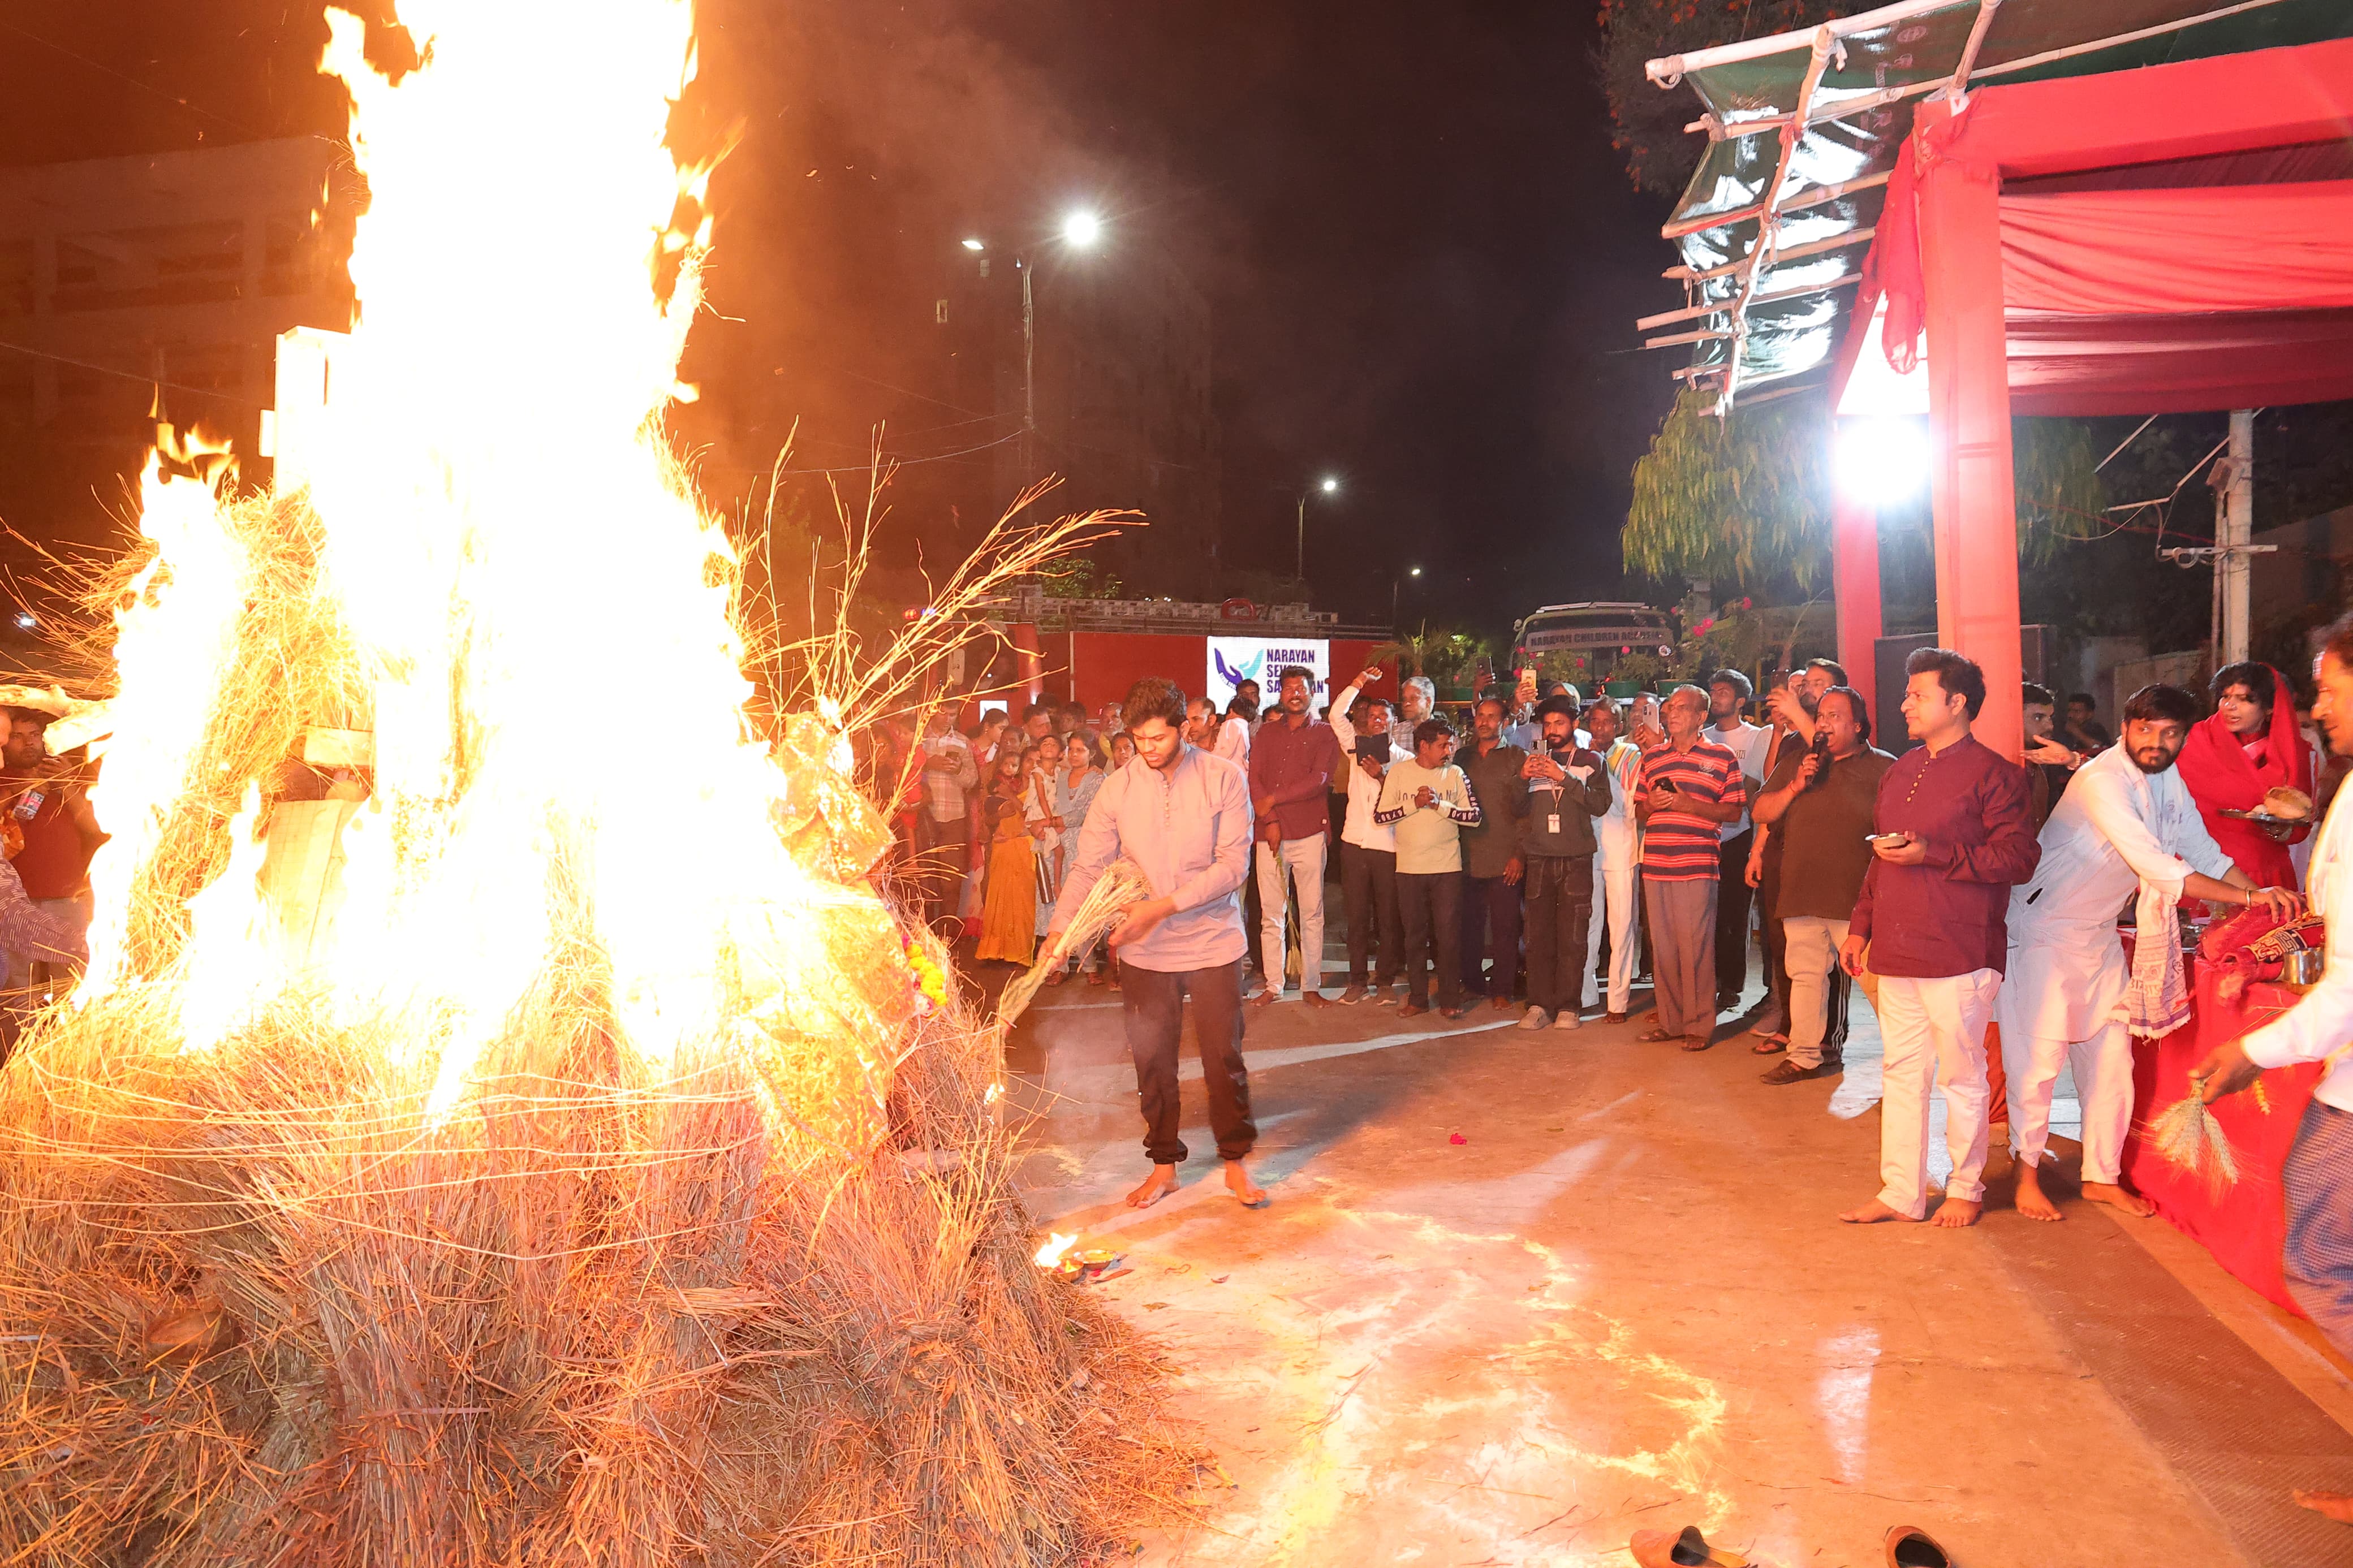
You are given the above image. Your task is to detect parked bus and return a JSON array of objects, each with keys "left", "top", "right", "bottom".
[{"left": 1510, "top": 601, "right": 1679, "bottom": 685}]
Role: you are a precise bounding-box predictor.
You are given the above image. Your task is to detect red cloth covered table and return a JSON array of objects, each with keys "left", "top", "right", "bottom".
[{"left": 2123, "top": 956, "right": 2328, "bottom": 1315}]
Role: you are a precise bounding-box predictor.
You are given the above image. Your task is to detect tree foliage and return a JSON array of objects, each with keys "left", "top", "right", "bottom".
[
  {"left": 1375, "top": 625, "right": 1492, "bottom": 686},
  {"left": 1624, "top": 388, "right": 1833, "bottom": 590},
  {"left": 1623, "top": 388, "right": 2108, "bottom": 592}
]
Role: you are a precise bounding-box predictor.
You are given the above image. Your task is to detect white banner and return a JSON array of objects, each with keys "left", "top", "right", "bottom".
[{"left": 1206, "top": 637, "right": 1329, "bottom": 712}]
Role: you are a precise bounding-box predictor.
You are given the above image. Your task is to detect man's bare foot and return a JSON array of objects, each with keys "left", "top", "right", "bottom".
[
  {"left": 1397, "top": 1002, "right": 1428, "bottom": 1018},
  {"left": 1302, "top": 990, "right": 1333, "bottom": 1010},
  {"left": 1126, "top": 1165, "right": 1179, "bottom": 1209},
  {"left": 2294, "top": 1489, "right": 2353, "bottom": 1524},
  {"left": 1247, "top": 989, "right": 1279, "bottom": 1008},
  {"left": 1931, "top": 1197, "right": 1983, "bottom": 1228},
  {"left": 2083, "top": 1180, "right": 2156, "bottom": 1218},
  {"left": 1839, "top": 1199, "right": 1921, "bottom": 1224},
  {"left": 1223, "top": 1160, "right": 1269, "bottom": 1208},
  {"left": 2015, "top": 1165, "right": 2063, "bottom": 1223}
]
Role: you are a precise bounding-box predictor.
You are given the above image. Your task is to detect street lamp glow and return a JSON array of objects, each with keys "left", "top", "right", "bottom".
[
  {"left": 1061, "top": 209, "right": 1103, "bottom": 248},
  {"left": 1836, "top": 415, "right": 1930, "bottom": 501},
  {"left": 1410, "top": 567, "right": 1423, "bottom": 577},
  {"left": 1319, "top": 476, "right": 1339, "bottom": 494},
  {"left": 960, "top": 236, "right": 985, "bottom": 252}
]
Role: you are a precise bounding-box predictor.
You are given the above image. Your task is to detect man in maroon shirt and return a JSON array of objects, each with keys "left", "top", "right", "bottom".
[
  {"left": 1839, "top": 647, "right": 2040, "bottom": 1228},
  {"left": 0, "top": 698, "right": 104, "bottom": 1004},
  {"left": 1247, "top": 666, "right": 1341, "bottom": 1007}
]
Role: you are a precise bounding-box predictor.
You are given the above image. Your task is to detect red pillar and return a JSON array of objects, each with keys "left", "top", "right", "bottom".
[
  {"left": 1011, "top": 622, "right": 1045, "bottom": 707},
  {"left": 1915, "top": 100, "right": 2023, "bottom": 763},
  {"left": 1831, "top": 483, "right": 1882, "bottom": 721}
]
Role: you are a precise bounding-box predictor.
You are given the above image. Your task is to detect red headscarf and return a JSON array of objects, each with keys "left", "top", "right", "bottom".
[{"left": 2174, "top": 664, "right": 2312, "bottom": 887}]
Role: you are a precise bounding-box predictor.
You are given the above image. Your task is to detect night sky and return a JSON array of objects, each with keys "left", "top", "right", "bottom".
[
  {"left": 942, "top": 0, "right": 1685, "bottom": 631},
  {"left": 1, "top": 1, "right": 1684, "bottom": 639}
]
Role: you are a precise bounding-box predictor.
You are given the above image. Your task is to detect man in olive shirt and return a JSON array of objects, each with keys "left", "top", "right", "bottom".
[
  {"left": 1751, "top": 686, "right": 1893, "bottom": 1083},
  {"left": 1457, "top": 697, "right": 1530, "bottom": 1010}
]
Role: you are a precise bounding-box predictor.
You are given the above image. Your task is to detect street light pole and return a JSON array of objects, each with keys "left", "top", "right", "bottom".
[
  {"left": 1020, "top": 257, "right": 1036, "bottom": 481},
  {"left": 1392, "top": 565, "right": 1421, "bottom": 625},
  {"left": 1293, "top": 476, "right": 1339, "bottom": 591}
]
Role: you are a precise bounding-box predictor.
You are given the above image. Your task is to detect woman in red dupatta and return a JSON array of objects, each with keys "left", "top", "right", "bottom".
[{"left": 2175, "top": 663, "right": 2313, "bottom": 888}]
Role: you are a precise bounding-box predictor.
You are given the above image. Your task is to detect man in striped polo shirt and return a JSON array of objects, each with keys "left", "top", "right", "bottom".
[{"left": 1634, "top": 684, "right": 1750, "bottom": 1050}]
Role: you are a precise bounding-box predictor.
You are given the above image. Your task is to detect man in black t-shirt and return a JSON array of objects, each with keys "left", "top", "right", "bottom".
[{"left": 1750, "top": 686, "right": 1894, "bottom": 1084}]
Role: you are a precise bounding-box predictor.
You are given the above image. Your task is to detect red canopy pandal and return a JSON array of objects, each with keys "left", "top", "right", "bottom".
[{"left": 1826, "top": 36, "right": 2353, "bottom": 751}]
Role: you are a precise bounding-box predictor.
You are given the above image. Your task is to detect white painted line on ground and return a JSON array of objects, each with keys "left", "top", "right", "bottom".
[{"left": 1202, "top": 1020, "right": 1515, "bottom": 1079}]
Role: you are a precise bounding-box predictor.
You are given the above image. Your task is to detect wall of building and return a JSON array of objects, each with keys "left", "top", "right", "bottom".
[
  {"left": 945, "top": 238, "right": 1220, "bottom": 597},
  {"left": 0, "top": 137, "right": 356, "bottom": 555}
]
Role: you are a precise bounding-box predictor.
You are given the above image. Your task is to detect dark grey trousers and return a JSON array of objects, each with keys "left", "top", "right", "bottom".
[
  {"left": 1523, "top": 854, "right": 1595, "bottom": 1016},
  {"left": 1121, "top": 960, "right": 1253, "bottom": 1165}
]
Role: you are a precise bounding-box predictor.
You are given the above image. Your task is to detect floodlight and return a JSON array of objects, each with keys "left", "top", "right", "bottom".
[{"left": 1836, "top": 416, "right": 1930, "bottom": 500}]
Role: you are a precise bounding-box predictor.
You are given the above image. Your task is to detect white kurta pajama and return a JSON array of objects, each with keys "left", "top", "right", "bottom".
[{"left": 1998, "top": 746, "right": 2235, "bottom": 1182}]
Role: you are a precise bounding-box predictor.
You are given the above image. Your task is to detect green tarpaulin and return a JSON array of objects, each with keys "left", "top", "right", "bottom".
[{"left": 1645, "top": 0, "right": 2353, "bottom": 400}]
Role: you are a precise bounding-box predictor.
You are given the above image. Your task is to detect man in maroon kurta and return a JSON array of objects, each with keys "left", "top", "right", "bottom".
[{"left": 1841, "top": 648, "right": 2041, "bottom": 1228}]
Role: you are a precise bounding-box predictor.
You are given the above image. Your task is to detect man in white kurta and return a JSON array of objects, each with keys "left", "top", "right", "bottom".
[
  {"left": 1999, "top": 686, "right": 2291, "bottom": 1221},
  {"left": 1581, "top": 696, "right": 1644, "bottom": 1022}
]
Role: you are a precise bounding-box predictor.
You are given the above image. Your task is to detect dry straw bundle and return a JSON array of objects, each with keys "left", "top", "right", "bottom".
[
  {"left": 0, "top": 484, "right": 1199, "bottom": 1567},
  {"left": 994, "top": 858, "right": 1155, "bottom": 1031},
  {"left": 2147, "top": 1039, "right": 2351, "bottom": 1195},
  {"left": 2144, "top": 1092, "right": 2241, "bottom": 1195}
]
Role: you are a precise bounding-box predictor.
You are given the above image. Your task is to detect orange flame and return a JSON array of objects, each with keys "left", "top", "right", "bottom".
[{"left": 84, "top": 1, "right": 900, "bottom": 1133}]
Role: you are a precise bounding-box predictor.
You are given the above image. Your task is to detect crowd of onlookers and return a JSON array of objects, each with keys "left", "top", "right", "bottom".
[
  {"left": 866, "top": 660, "right": 1850, "bottom": 1041},
  {"left": 863, "top": 651, "right": 2346, "bottom": 1088}
]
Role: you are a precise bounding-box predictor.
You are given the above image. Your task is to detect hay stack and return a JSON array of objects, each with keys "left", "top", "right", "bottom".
[
  {"left": 0, "top": 482, "right": 1196, "bottom": 1566},
  {"left": 0, "top": 893, "right": 1195, "bottom": 1568}
]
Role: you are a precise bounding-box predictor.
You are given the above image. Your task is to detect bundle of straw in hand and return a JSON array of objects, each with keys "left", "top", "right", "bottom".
[
  {"left": 2150, "top": 1036, "right": 2352, "bottom": 1194},
  {"left": 997, "top": 857, "right": 1156, "bottom": 1028},
  {"left": 2146, "top": 1092, "right": 2240, "bottom": 1195}
]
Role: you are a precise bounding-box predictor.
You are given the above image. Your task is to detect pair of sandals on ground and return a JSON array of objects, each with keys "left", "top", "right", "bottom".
[{"left": 1634, "top": 1522, "right": 1952, "bottom": 1567}]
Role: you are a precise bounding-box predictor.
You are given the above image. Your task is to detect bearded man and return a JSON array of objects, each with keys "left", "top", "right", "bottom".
[{"left": 2001, "top": 683, "right": 2299, "bottom": 1221}]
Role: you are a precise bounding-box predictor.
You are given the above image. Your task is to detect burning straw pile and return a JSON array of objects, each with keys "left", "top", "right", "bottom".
[
  {"left": 0, "top": 840, "right": 1196, "bottom": 1567},
  {"left": 0, "top": 4, "right": 1193, "bottom": 1563}
]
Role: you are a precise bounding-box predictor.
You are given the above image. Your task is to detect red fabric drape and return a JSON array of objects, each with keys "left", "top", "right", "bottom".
[
  {"left": 2000, "top": 183, "right": 2353, "bottom": 316},
  {"left": 1860, "top": 37, "right": 2353, "bottom": 412},
  {"left": 2126, "top": 964, "right": 2325, "bottom": 1317},
  {"left": 2003, "top": 306, "right": 2353, "bottom": 416},
  {"left": 2175, "top": 666, "right": 2313, "bottom": 889}
]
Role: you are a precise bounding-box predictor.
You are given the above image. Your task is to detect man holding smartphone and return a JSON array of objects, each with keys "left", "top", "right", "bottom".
[
  {"left": 1839, "top": 648, "right": 2040, "bottom": 1228},
  {"left": 1634, "top": 685, "right": 1749, "bottom": 1049},
  {"left": 1518, "top": 694, "right": 1612, "bottom": 1029}
]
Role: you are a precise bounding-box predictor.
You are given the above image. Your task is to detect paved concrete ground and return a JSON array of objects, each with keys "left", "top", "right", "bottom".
[{"left": 991, "top": 945, "right": 2353, "bottom": 1568}]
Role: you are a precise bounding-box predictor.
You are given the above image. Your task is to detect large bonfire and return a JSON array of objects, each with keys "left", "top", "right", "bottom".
[{"left": 0, "top": 4, "right": 1187, "bottom": 1564}]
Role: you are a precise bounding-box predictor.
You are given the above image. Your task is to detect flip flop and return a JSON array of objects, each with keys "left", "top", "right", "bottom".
[
  {"left": 1750, "top": 1035, "right": 1787, "bottom": 1055},
  {"left": 1636, "top": 1028, "right": 1675, "bottom": 1043},
  {"left": 1680, "top": 1035, "right": 1714, "bottom": 1052},
  {"left": 1884, "top": 1526, "right": 1951, "bottom": 1568},
  {"left": 1631, "top": 1524, "right": 1751, "bottom": 1568}
]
